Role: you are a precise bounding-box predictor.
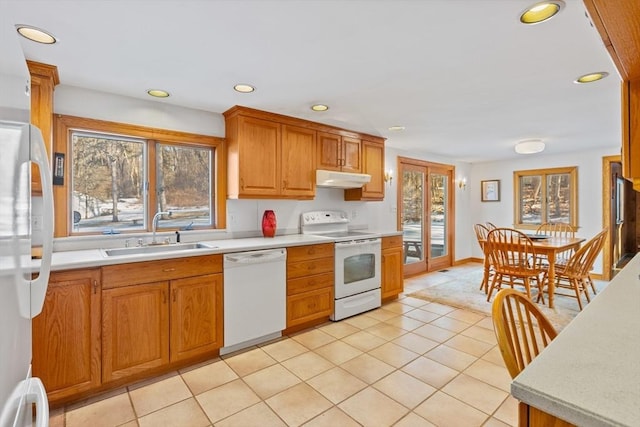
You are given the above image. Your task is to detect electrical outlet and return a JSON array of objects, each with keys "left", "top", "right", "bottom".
[
  {"left": 351, "top": 210, "right": 358, "bottom": 219},
  {"left": 32, "top": 215, "right": 43, "bottom": 231}
]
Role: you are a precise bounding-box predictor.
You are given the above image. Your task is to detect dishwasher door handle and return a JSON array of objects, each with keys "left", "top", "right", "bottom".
[{"left": 224, "top": 249, "right": 286, "bottom": 265}]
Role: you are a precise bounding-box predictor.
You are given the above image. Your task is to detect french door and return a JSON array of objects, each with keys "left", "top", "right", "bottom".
[{"left": 398, "top": 157, "right": 454, "bottom": 276}]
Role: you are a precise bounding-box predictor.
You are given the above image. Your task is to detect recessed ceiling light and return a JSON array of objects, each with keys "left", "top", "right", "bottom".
[
  {"left": 147, "top": 89, "right": 170, "bottom": 98},
  {"left": 16, "top": 25, "right": 56, "bottom": 44},
  {"left": 574, "top": 72, "right": 609, "bottom": 84},
  {"left": 388, "top": 126, "right": 405, "bottom": 131},
  {"left": 519, "top": 1, "right": 564, "bottom": 24},
  {"left": 515, "top": 139, "right": 545, "bottom": 154},
  {"left": 311, "top": 104, "right": 329, "bottom": 112},
  {"left": 234, "top": 84, "right": 255, "bottom": 93}
]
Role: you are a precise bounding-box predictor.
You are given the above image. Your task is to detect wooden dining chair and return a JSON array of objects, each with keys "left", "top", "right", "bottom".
[
  {"left": 474, "top": 223, "right": 492, "bottom": 292},
  {"left": 545, "top": 228, "right": 608, "bottom": 310},
  {"left": 491, "top": 288, "right": 558, "bottom": 379},
  {"left": 485, "top": 228, "right": 545, "bottom": 302},
  {"left": 485, "top": 221, "right": 498, "bottom": 230},
  {"left": 536, "top": 222, "right": 577, "bottom": 264}
]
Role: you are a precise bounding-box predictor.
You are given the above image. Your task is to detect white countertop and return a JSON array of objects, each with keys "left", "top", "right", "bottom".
[
  {"left": 22, "top": 230, "right": 401, "bottom": 272},
  {"left": 511, "top": 253, "right": 640, "bottom": 427}
]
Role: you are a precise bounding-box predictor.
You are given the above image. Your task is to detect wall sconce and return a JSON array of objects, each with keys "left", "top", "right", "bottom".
[
  {"left": 457, "top": 177, "right": 467, "bottom": 190},
  {"left": 384, "top": 169, "right": 393, "bottom": 185}
]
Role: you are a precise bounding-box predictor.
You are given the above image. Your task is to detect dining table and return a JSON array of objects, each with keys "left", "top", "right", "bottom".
[{"left": 480, "top": 234, "right": 586, "bottom": 308}]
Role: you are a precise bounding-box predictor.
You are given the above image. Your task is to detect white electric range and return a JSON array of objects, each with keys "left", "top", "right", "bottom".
[{"left": 300, "top": 211, "right": 381, "bottom": 320}]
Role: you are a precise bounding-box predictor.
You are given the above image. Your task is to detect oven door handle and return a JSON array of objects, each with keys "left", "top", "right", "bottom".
[{"left": 335, "top": 238, "right": 380, "bottom": 247}]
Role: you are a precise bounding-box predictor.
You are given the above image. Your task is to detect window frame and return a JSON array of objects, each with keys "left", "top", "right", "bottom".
[
  {"left": 53, "top": 114, "right": 226, "bottom": 237},
  {"left": 513, "top": 166, "right": 578, "bottom": 230}
]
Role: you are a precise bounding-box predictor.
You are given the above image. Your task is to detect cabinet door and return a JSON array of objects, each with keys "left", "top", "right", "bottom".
[
  {"left": 102, "top": 282, "right": 169, "bottom": 382},
  {"left": 281, "top": 125, "right": 316, "bottom": 198},
  {"left": 317, "top": 132, "right": 342, "bottom": 171},
  {"left": 32, "top": 269, "right": 101, "bottom": 402},
  {"left": 382, "top": 247, "right": 404, "bottom": 299},
  {"left": 341, "top": 137, "right": 362, "bottom": 173},
  {"left": 170, "top": 274, "right": 223, "bottom": 362},
  {"left": 345, "top": 140, "right": 385, "bottom": 201},
  {"left": 622, "top": 80, "right": 640, "bottom": 191},
  {"left": 237, "top": 116, "right": 281, "bottom": 197}
]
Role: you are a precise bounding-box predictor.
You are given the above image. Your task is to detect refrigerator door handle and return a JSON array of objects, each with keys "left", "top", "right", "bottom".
[
  {"left": 28, "top": 377, "right": 49, "bottom": 427},
  {"left": 20, "top": 125, "right": 53, "bottom": 318}
]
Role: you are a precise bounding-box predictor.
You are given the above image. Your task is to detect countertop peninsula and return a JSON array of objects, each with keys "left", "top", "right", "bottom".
[{"left": 511, "top": 253, "right": 640, "bottom": 426}]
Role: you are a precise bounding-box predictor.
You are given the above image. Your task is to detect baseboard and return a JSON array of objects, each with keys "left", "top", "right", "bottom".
[{"left": 455, "top": 257, "right": 483, "bottom": 265}]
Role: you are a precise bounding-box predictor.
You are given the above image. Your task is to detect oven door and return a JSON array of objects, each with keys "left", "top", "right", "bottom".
[{"left": 334, "top": 238, "right": 381, "bottom": 299}]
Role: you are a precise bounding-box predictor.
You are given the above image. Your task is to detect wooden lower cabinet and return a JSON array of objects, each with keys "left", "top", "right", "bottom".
[
  {"left": 170, "top": 274, "right": 223, "bottom": 362},
  {"left": 101, "top": 255, "right": 223, "bottom": 383},
  {"left": 520, "top": 403, "right": 575, "bottom": 427},
  {"left": 32, "top": 268, "right": 101, "bottom": 404},
  {"left": 102, "top": 282, "right": 170, "bottom": 382},
  {"left": 286, "top": 243, "right": 334, "bottom": 327},
  {"left": 381, "top": 235, "right": 404, "bottom": 299}
]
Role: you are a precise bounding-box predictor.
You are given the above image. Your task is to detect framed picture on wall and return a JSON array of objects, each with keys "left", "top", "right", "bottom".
[{"left": 481, "top": 179, "right": 500, "bottom": 202}]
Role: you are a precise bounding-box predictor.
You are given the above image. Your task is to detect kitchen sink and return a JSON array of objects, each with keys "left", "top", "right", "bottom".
[{"left": 102, "top": 242, "right": 215, "bottom": 257}]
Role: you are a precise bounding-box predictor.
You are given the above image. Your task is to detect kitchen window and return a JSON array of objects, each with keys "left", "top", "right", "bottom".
[
  {"left": 53, "top": 115, "right": 226, "bottom": 236},
  {"left": 513, "top": 166, "right": 578, "bottom": 229}
]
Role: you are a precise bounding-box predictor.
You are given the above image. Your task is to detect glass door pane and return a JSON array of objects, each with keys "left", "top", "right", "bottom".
[
  {"left": 429, "top": 173, "right": 447, "bottom": 259},
  {"left": 402, "top": 169, "right": 425, "bottom": 269}
]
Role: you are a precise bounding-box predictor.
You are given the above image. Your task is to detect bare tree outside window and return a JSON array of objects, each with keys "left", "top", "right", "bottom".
[{"left": 71, "top": 132, "right": 144, "bottom": 232}]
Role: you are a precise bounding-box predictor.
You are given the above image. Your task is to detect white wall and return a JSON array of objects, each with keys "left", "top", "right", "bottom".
[{"left": 55, "top": 85, "right": 224, "bottom": 137}]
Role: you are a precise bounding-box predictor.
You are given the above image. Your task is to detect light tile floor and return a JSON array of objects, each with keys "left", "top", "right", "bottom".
[{"left": 49, "top": 263, "right": 519, "bottom": 427}]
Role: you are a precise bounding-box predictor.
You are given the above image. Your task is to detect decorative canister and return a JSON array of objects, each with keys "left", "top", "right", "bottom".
[{"left": 261, "top": 210, "right": 277, "bottom": 238}]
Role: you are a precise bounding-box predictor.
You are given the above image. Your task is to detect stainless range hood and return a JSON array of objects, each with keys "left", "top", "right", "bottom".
[{"left": 316, "top": 169, "right": 371, "bottom": 189}]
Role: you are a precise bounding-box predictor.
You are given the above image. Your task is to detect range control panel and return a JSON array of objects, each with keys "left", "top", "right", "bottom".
[{"left": 301, "top": 210, "right": 349, "bottom": 226}]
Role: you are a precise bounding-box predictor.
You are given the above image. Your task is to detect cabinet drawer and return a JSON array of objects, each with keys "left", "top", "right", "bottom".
[
  {"left": 382, "top": 235, "right": 403, "bottom": 250},
  {"left": 287, "top": 288, "right": 334, "bottom": 327},
  {"left": 287, "top": 272, "right": 333, "bottom": 296},
  {"left": 287, "top": 257, "right": 334, "bottom": 280},
  {"left": 102, "top": 255, "right": 222, "bottom": 289},
  {"left": 287, "top": 243, "right": 334, "bottom": 262}
]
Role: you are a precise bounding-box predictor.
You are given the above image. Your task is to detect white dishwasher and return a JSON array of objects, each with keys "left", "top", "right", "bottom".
[{"left": 221, "top": 248, "right": 287, "bottom": 355}]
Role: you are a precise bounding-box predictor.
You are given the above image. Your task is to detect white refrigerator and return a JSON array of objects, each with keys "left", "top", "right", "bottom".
[{"left": 0, "top": 21, "right": 54, "bottom": 427}]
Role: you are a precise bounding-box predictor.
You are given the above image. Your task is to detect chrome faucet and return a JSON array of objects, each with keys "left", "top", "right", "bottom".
[{"left": 151, "top": 211, "right": 171, "bottom": 245}]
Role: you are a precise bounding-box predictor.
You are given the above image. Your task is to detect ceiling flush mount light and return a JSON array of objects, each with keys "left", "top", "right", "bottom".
[
  {"left": 16, "top": 25, "right": 56, "bottom": 44},
  {"left": 234, "top": 84, "right": 255, "bottom": 93},
  {"left": 575, "top": 72, "right": 609, "bottom": 84},
  {"left": 147, "top": 89, "right": 170, "bottom": 98},
  {"left": 519, "top": 1, "right": 565, "bottom": 25},
  {"left": 311, "top": 104, "right": 329, "bottom": 112},
  {"left": 515, "top": 139, "right": 545, "bottom": 154},
  {"left": 388, "top": 126, "right": 405, "bottom": 132}
]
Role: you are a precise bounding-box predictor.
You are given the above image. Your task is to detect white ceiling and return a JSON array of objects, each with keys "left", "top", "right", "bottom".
[{"left": 1, "top": 0, "right": 622, "bottom": 163}]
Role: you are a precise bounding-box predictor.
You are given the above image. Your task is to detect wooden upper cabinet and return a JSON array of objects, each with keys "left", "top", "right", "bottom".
[
  {"left": 317, "top": 132, "right": 361, "bottom": 173},
  {"left": 27, "top": 61, "right": 59, "bottom": 195},
  {"left": 281, "top": 124, "right": 316, "bottom": 197},
  {"left": 583, "top": 0, "right": 640, "bottom": 191},
  {"left": 622, "top": 80, "right": 640, "bottom": 191},
  {"left": 228, "top": 115, "right": 281, "bottom": 198},
  {"left": 224, "top": 105, "right": 386, "bottom": 200},
  {"left": 345, "top": 140, "right": 385, "bottom": 201},
  {"left": 32, "top": 269, "right": 101, "bottom": 404}
]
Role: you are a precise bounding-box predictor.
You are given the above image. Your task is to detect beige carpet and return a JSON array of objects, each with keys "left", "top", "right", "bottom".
[{"left": 406, "top": 265, "right": 607, "bottom": 331}]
